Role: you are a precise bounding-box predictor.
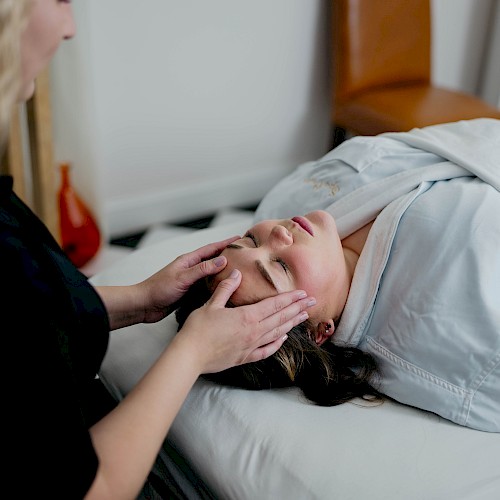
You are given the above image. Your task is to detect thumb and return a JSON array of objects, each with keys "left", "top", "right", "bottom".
[
  {"left": 184, "top": 255, "right": 228, "bottom": 286},
  {"left": 208, "top": 269, "right": 241, "bottom": 308}
]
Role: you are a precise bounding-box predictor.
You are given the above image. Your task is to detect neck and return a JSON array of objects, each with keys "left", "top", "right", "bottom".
[
  {"left": 342, "top": 221, "right": 374, "bottom": 252},
  {"left": 341, "top": 220, "right": 374, "bottom": 280},
  {"left": 326, "top": 221, "right": 374, "bottom": 324}
]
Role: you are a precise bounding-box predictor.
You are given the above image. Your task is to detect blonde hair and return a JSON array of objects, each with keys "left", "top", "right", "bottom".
[{"left": 0, "top": 0, "right": 32, "bottom": 160}]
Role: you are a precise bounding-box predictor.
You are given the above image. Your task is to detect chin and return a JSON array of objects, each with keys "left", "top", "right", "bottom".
[
  {"left": 18, "top": 81, "right": 36, "bottom": 102},
  {"left": 306, "top": 210, "right": 336, "bottom": 229}
]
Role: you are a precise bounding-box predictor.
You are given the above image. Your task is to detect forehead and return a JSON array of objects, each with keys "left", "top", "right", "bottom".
[{"left": 213, "top": 248, "right": 280, "bottom": 305}]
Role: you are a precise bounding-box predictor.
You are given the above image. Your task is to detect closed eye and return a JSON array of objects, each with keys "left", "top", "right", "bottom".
[
  {"left": 226, "top": 232, "right": 258, "bottom": 251},
  {"left": 273, "top": 257, "right": 289, "bottom": 274},
  {"left": 245, "top": 232, "right": 258, "bottom": 246},
  {"left": 225, "top": 231, "right": 290, "bottom": 292},
  {"left": 247, "top": 232, "right": 289, "bottom": 274}
]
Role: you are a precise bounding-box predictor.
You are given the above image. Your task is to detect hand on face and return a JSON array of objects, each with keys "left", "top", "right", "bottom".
[
  {"left": 175, "top": 268, "right": 316, "bottom": 373},
  {"left": 138, "top": 235, "right": 240, "bottom": 323}
]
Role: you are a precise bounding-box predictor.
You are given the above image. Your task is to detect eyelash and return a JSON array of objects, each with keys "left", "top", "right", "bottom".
[
  {"left": 273, "top": 257, "right": 289, "bottom": 273},
  {"left": 245, "top": 232, "right": 258, "bottom": 246},
  {"left": 245, "top": 232, "right": 290, "bottom": 273}
]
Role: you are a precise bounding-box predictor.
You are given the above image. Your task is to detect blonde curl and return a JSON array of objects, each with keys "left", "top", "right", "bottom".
[{"left": 0, "top": 0, "right": 32, "bottom": 158}]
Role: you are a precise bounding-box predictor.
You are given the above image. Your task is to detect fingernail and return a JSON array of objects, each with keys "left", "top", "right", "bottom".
[
  {"left": 230, "top": 269, "right": 240, "bottom": 279},
  {"left": 213, "top": 256, "right": 225, "bottom": 267},
  {"left": 307, "top": 298, "right": 316, "bottom": 307},
  {"left": 296, "top": 291, "right": 307, "bottom": 299},
  {"left": 282, "top": 334, "right": 288, "bottom": 342},
  {"left": 298, "top": 311, "right": 309, "bottom": 322}
]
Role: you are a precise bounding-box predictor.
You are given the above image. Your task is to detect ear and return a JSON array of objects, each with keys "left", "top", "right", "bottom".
[{"left": 313, "top": 320, "right": 335, "bottom": 346}]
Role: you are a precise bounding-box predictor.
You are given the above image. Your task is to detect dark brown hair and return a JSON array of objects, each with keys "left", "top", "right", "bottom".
[{"left": 175, "top": 279, "right": 382, "bottom": 406}]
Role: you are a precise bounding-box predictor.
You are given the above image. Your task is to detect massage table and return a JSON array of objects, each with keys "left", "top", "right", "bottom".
[{"left": 93, "top": 219, "right": 500, "bottom": 499}]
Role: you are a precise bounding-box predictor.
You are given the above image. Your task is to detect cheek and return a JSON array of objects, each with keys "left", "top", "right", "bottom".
[
  {"left": 292, "top": 250, "right": 338, "bottom": 300},
  {"left": 22, "top": 16, "right": 61, "bottom": 81},
  {"left": 294, "top": 260, "right": 323, "bottom": 293},
  {"left": 21, "top": 42, "right": 43, "bottom": 90},
  {"left": 291, "top": 224, "right": 344, "bottom": 295},
  {"left": 293, "top": 261, "right": 336, "bottom": 321}
]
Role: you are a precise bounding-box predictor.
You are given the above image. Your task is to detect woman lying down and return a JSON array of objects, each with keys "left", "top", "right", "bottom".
[{"left": 176, "top": 118, "right": 500, "bottom": 433}]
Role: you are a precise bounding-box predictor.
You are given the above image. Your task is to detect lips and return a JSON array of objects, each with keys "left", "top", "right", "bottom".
[{"left": 291, "top": 216, "right": 314, "bottom": 236}]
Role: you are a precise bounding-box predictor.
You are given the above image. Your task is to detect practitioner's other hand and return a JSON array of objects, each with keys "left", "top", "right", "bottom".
[{"left": 139, "top": 236, "right": 240, "bottom": 323}]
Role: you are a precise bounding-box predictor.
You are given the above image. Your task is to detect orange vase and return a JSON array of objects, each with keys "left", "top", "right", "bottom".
[{"left": 58, "top": 162, "right": 101, "bottom": 268}]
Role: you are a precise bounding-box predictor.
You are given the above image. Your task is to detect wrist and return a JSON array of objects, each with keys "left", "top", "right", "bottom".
[
  {"left": 167, "top": 333, "right": 206, "bottom": 377},
  {"left": 97, "top": 284, "right": 148, "bottom": 330}
]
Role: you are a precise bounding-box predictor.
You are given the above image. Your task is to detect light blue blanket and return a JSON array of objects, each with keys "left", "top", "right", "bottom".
[{"left": 255, "top": 119, "right": 500, "bottom": 432}]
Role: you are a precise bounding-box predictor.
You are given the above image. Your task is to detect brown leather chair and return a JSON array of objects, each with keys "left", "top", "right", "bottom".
[{"left": 331, "top": 0, "right": 500, "bottom": 146}]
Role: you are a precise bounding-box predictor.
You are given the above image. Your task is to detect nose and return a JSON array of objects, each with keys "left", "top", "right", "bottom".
[
  {"left": 269, "top": 225, "right": 293, "bottom": 247},
  {"left": 63, "top": 6, "right": 77, "bottom": 40}
]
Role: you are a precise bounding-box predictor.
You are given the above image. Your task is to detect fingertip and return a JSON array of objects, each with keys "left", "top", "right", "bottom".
[
  {"left": 265, "top": 335, "right": 288, "bottom": 358},
  {"left": 219, "top": 235, "right": 240, "bottom": 247},
  {"left": 215, "top": 269, "right": 240, "bottom": 291},
  {"left": 208, "top": 267, "right": 242, "bottom": 308},
  {"left": 306, "top": 298, "right": 317, "bottom": 308},
  {"left": 213, "top": 255, "right": 226, "bottom": 268},
  {"left": 297, "top": 311, "right": 308, "bottom": 324}
]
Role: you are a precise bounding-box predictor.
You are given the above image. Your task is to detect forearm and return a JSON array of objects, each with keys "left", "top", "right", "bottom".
[
  {"left": 86, "top": 276, "right": 313, "bottom": 498},
  {"left": 95, "top": 285, "right": 146, "bottom": 330},
  {"left": 86, "top": 335, "right": 202, "bottom": 500}
]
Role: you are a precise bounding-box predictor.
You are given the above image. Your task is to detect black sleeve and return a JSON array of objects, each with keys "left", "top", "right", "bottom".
[{"left": 2, "top": 238, "right": 99, "bottom": 497}]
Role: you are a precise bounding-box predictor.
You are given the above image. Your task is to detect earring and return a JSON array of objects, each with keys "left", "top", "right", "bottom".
[{"left": 325, "top": 323, "right": 332, "bottom": 332}]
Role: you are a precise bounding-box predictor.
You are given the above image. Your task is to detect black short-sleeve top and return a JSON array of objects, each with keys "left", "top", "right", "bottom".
[{"left": 1, "top": 176, "right": 110, "bottom": 497}]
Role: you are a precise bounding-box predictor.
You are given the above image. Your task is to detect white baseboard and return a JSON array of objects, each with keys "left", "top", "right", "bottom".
[{"left": 104, "top": 167, "right": 290, "bottom": 239}]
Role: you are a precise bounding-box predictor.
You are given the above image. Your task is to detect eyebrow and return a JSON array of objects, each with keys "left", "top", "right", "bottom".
[
  {"left": 255, "top": 260, "right": 278, "bottom": 293},
  {"left": 226, "top": 243, "right": 279, "bottom": 293}
]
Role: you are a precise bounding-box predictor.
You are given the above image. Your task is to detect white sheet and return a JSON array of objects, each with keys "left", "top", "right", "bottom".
[
  {"left": 93, "top": 222, "right": 500, "bottom": 500},
  {"left": 255, "top": 118, "right": 500, "bottom": 432}
]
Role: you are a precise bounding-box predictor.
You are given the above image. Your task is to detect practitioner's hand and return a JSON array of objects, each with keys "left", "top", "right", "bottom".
[
  {"left": 139, "top": 236, "right": 240, "bottom": 323},
  {"left": 174, "top": 269, "right": 316, "bottom": 373}
]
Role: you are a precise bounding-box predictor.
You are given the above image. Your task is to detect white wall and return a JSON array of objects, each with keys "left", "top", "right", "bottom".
[
  {"left": 432, "top": 0, "right": 500, "bottom": 107},
  {"left": 477, "top": 0, "right": 500, "bottom": 107},
  {"left": 50, "top": 0, "right": 331, "bottom": 238},
  {"left": 50, "top": 0, "right": 499, "bottom": 239}
]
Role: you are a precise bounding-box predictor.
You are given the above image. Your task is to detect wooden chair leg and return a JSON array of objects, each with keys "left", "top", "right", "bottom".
[{"left": 332, "top": 126, "right": 347, "bottom": 148}]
